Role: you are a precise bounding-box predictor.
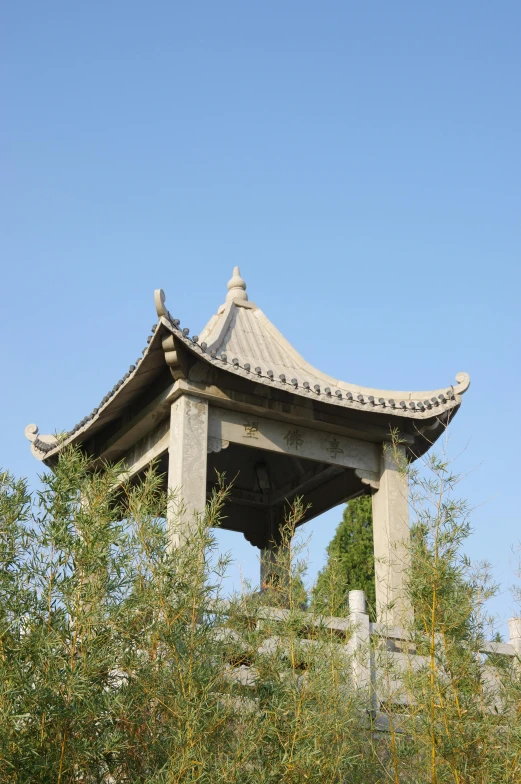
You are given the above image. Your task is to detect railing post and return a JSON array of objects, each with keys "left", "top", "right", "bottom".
[
  {"left": 348, "top": 590, "right": 372, "bottom": 698},
  {"left": 508, "top": 617, "right": 521, "bottom": 655}
]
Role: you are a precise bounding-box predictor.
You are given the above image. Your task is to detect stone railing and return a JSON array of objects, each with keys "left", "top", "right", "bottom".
[
  {"left": 347, "top": 591, "right": 521, "bottom": 728},
  {"left": 218, "top": 592, "right": 521, "bottom": 725}
]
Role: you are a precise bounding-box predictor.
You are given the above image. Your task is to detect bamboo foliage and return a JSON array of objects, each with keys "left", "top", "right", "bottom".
[
  {"left": 370, "top": 434, "right": 521, "bottom": 784},
  {"left": 0, "top": 443, "right": 519, "bottom": 783}
]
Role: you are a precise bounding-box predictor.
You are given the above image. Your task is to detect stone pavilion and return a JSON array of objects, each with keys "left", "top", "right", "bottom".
[{"left": 26, "top": 268, "right": 470, "bottom": 623}]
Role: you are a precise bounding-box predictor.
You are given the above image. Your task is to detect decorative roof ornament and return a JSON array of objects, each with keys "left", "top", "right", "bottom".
[
  {"left": 226, "top": 266, "right": 248, "bottom": 303},
  {"left": 154, "top": 288, "right": 169, "bottom": 318},
  {"left": 24, "top": 424, "right": 58, "bottom": 455}
]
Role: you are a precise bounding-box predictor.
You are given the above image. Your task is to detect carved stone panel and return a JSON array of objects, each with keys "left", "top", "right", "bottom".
[{"left": 208, "top": 407, "right": 379, "bottom": 475}]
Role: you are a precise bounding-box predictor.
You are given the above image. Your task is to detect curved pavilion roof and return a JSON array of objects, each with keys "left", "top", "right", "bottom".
[{"left": 26, "top": 267, "right": 470, "bottom": 462}]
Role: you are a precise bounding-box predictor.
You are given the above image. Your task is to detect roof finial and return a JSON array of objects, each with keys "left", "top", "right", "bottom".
[{"left": 226, "top": 266, "right": 248, "bottom": 302}]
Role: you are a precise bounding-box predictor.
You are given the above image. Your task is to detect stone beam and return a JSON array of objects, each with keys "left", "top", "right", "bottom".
[
  {"left": 269, "top": 463, "right": 337, "bottom": 505},
  {"left": 173, "top": 377, "right": 416, "bottom": 446},
  {"left": 120, "top": 418, "right": 170, "bottom": 479},
  {"left": 96, "top": 383, "right": 175, "bottom": 464},
  {"left": 207, "top": 407, "right": 379, "bottom": 477}
]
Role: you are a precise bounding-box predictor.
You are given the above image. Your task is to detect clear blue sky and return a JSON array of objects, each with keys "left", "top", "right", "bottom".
[{"left": 1, "top": 2, "right": 520, "bottom": 628}]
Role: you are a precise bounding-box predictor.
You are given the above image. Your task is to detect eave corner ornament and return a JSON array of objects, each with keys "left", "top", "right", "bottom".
[
  {"left": 24, "top": 424, "right": 58, "bottom": 457},
  {"left": 154, "top": 288, "right": 171, "bottom": 320},
  {"left": 454, "top": 371, "right": 471, "bottom": 395}
]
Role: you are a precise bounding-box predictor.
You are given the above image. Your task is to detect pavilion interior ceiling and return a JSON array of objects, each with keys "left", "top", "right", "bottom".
[
  {"left": 124, "top": 439, "right": 366, "bottom": 550},
  {"left": 206, "top": 442, "right": 366, "bottom": 547}
]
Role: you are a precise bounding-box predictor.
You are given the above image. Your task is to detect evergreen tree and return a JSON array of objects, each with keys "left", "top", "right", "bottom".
[{"left": 313, "top": 495, "right": 376, "bottom": 619}]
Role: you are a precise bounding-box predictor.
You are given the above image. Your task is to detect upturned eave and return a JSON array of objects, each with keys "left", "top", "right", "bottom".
[{"left": 26, "top": 276, "right": 470, "bottom": 465}]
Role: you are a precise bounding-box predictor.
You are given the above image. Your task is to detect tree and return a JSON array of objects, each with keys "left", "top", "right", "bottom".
[{"left": 313, "top": 495, "right": 376, "bottom": 619}]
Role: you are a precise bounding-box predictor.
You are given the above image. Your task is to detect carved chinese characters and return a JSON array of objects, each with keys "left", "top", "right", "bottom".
[
  {"left": 325, "top": 437, "right": 343, "bottom": 458},
  {"left": 243, "top": 420, "right": 259, "bottom": 439},
  {"left": 207, "top": 407, "right": 379, "bottom": 477},
  {"left": 284, "top": 428, "right": 304, "bottom": 450}
]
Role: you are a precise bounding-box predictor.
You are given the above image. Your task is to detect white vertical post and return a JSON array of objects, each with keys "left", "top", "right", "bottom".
[
  {"left": 347, "top": 590, "right": 372, "bottom": 695},
  {"left": 371, "top": 443, "right": 412, "bottom": 626},
  {"left": 508, "top": 618, "right": 521, "bottom": 655},
  {"left": 167, "top": 394, "right": 208, "bottom": 547}
]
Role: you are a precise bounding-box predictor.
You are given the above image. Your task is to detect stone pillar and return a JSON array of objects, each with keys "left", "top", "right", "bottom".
[
  {"left": 260, "top": 507, "right": 284, "bottom": 591},
  {"left": 371, "top": 443, "right": 412, "bottom": 626},
  {"left": 167, "top": 394, "right": 208, "bottom": 547}
]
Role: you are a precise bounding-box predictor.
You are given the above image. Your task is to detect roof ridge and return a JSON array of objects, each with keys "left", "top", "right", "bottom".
[{"left": 159, "top": 304, "right": 469, "bottom": 414}]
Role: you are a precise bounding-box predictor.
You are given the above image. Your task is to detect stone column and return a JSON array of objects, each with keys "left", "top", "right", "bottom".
[
  {"left": 371, "top": 443, "right": 412, "bottom": 626},
  {"left": 260, "top": 507, "right": 284, "bottom": 591},
  {"left": 167, "top": 394, "right": 208, "bottom": 547}
]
